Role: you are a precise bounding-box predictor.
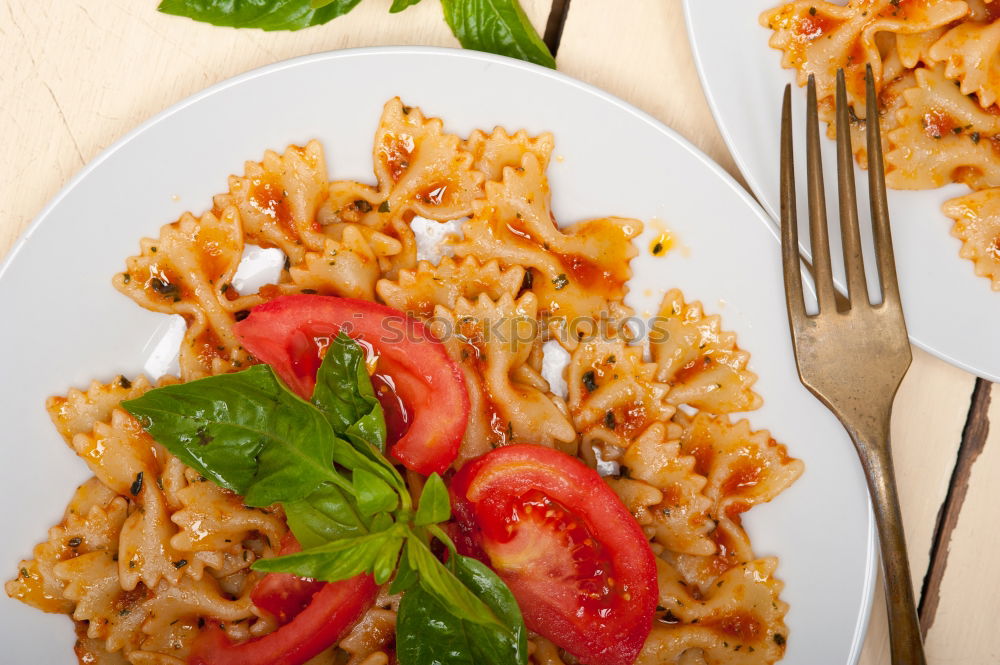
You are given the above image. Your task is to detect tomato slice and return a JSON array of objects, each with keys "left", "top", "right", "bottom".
[
  {"left": 449, "top": 444, "right": 658, "bottom": 665},
  {"left": 251, "top": 534, "right": 325, "bottom": 626},
  {"left": 190, "top": 573, "right": 377, "bottom": 665},
  {"left": 234, "top": 294, "right": 468, "bottom": 475}
]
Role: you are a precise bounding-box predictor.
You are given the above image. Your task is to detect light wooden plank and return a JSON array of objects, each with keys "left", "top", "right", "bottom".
[
  {"left": 923, "top": 382, "right": 1000, "bottom": 664},
  {"left": 857, "top": 348, "right": 975, "bottom": 665},
  {"left": 556, "top": 3, "right": 978, "bottom": 663},
  {"left": 0, "top": 0, "right": 551, "bottom": 260},
  {"left": 557, "top": 0, "right": 740, "bottom": 180}
]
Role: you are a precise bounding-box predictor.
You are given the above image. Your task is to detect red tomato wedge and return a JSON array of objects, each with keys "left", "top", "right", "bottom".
[
  {"left": 234, "top": 295, "right": 468, "bottom": 475},
  {"left": 190, "top": 573, "right": 377, "bottom": 665},
  {"left": 450, "top": 444, "right": 658, "bottom": 665},
  {"left": 250, "top": 534, "right": 324, "bottom": 626}
]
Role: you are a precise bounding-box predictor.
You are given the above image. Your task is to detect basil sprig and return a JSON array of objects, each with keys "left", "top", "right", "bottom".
[
  {"left": 123, "top": 333, "right": 526, "bottom": 664},
  {"left": 156, "top": 0, "right": 555, "bottom": 68}
]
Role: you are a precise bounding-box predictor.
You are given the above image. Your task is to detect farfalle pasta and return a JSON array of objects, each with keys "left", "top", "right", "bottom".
[
  {"left": 762, "top": 0, "right": 1000, "bottom": 290},
  {"left": 9, "top": 99, "right": 802, "bottom": 665}
]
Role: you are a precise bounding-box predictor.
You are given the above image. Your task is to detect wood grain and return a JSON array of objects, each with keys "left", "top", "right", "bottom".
[
  {"left": 923, "top": 382, "right": 999, "bottom": 664},
  {"left": 0, "top": 0, "right": 551, "bottom": 260},
  {"left": 919, "top": 378, "right": 993, "bottom": 634},
  {"left": 856, "top": 349, "right": 975, "bottom": 665}
]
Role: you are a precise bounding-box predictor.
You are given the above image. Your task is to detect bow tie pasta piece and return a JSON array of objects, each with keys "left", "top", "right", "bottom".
[
  {"left": 886, "top": 65, "right": 1000, "bottom": 189},
  {"left": 319, "top": 180, "right": 416, "bottom": 276},
  {"left": 679, "top": 413, "right": 803, "bottom": 526},
  {"left": 70, "top": 409, "right": 162, "bottom": 498},
  {"left": 760, "top": 0, "right": 966, "bottom": 113},
  {"left": 651, "top": 290, "right": 761, "bottom": 414},
  {"left": 374, "top": 98, "right": 485, "bottom": 222},
  {"left": 429, "top": 293, "right": 576, "bottom": 455},
  {"left": 897, "top": 26, "right": 950, "bottom": 69},
  {"left": 943, "top": 188, "right": 1000, "bottom": 289},
  {"left": 339, "top": 601, "right": 399, "bottom": 665},
  {"left": 464, "top": 126, "right": 555, "bottom": 182},
  {"left": 657, "top": 413, "right": 801, "bottom": 594},
  {"left": 5, "top": 478, "right": 126, "bottom": 615},
  {"left": 929, "top": 19, "right": 1000, "bottom": 108},
  {"left": 53, "top": 550, "right": 141, "bottom": 652},
  {"left": 286, "top": 225, "right": 403, "bottom": 301},
  {"left": 169, "top": 480, "right": 286, "bottom": 556},
  {"left": 114, "top": 207, "right": 256, "bottom": 380},
  {"left": 452, "top": 152, "right": 640, "bottom": 322},
  {"left": 56, "top": 554, "right": 254, "bottom": 658},
  {"left": 212, "top": 140, "right": 329, "bottom": 265},
  {"left": 566, "top": 337, "right": 674, "bottom": 453},
  {"left": 607, "top": 423, "right": 715, "bottom": 557},
  {"left": 46, "top": 375, "right": 155, "bottom": 445},
  {"left": 835, "top": 67, "right": 915, "bottom": 169},
  {"left": 638, "top": 558, "right": 789, "bottom": 665},
  {"left": 376, "top": 255, "right": 526, "bottom": 318},
  {"left": 819, "top": 35, "right": 910, "bottom": 169}
]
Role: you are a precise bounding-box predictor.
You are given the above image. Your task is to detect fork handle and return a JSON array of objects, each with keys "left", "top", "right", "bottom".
[{"left": 853, "top": 429, "right": 926, "bottom": 665}]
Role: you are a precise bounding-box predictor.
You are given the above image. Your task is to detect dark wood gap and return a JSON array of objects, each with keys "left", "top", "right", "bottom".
[
  {"left": 917, "top": 378, "right": 993, "bottom": 635},
  {"left": 543, "top": 0, "right": 572, "bottom": 56}
]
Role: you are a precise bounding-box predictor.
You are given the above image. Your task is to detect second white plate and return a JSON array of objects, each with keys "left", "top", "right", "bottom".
[{"left": 685, "top": 0, "right": 1000, "bottom": 382}]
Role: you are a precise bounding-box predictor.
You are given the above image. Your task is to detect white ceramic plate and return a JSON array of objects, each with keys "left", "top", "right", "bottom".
[
  {"left": 684, "top": 1, "right": 1000, "bottom": 382},
  {"left": 0, "top": 47, "right": 875, "bottom": 663}
]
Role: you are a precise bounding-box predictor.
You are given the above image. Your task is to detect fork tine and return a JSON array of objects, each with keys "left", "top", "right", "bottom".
[
  {"left": 806, "top": 75, "right": 838, "bottom": 313},
  {"left": 865, "top": 64, "right": 901, "bottom": 307},
  {"left": 781, "top": 85, "right": 806, "bottom": 324},
  {"left": 835, "top": 69, "right": 870, "bottom": 306}
]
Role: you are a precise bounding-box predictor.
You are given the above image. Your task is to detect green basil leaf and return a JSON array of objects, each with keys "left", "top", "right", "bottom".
[
  {"left": 389, "top": 544, "right": 419, "bottom": 594},
  {"left": 389, "top": 0, "right": 422, "bottom": 12},
  {"left": 254, "top": 525, "right": 405, "bottom": 583},
  {"left": 370, "top": 511, "right": 395, "bottom": 533},
  {"left": 122, "top": 365, "right": 348, "bottom": 506},
  {"left": 405, "top": 536, "right": 502, "bottom": 628},
  {"left": 157, "top": 0, "right": 363, "bottom": 32},
  {"left": 312, "top": 332, "right": 386, "bottom": 452},
  {"left": 372, "top": 537, "right": 406, "bottom": 585},
  {"left": 414, "top": 473, "right": 451, "bottom": 526},
  {"left": 397, "top": 555, "right": 527, "bottom": 665},
  {"left": 313, "top": 334, "right": 408, "bottom": 503},
  {"left": 284, "top": 482, "right": 368, "bottom": 549},
  {"left": 440, "top": 0, "right": 555, "bottom": 68},
  {"left": 353, "top": 467, "right": 399, "bottom": 516}
]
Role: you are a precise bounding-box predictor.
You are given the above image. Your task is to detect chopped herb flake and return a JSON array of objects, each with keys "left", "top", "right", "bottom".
[
  {"left": 130, "top": 472, "right": 144, "bottom": 496},
  {"left": 149, "top": 277, "right": 179, "bottom": 298},
  {"left": 552, "top": 273, "right": 569, "bottom": 290}
]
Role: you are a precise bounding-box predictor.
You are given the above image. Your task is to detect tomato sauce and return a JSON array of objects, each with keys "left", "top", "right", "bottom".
[
  {"left": 922, "top": 109, "right": 958, "bottom": 139},
  {"left": 379, "top": 133, "right": 414, "bottom": 182},
  {"left": 721, "top": 459, "right": 762, "bottom": 497},
  {"left": 704, "top": 610, "right": 764, "bottom": 644},
  {"left": 249, "top": 175, "right": 295, "bottom": 237}
]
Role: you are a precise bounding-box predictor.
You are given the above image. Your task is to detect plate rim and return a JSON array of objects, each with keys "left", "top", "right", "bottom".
[
  {"left": 681, "top": 1, "right": 1000, "bottom": 384},
  {"left": 0, "top": 45, "right": 878, "bottom": 663}
]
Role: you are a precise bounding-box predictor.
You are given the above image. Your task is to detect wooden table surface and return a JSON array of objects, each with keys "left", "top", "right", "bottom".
[{"left": 2, "top": 1, "right": 996, "bottom": 663}]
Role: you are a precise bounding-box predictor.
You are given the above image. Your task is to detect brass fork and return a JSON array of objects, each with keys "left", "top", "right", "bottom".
[{"left": 780, "top": 67, "right": 924, "bottom": 664}]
